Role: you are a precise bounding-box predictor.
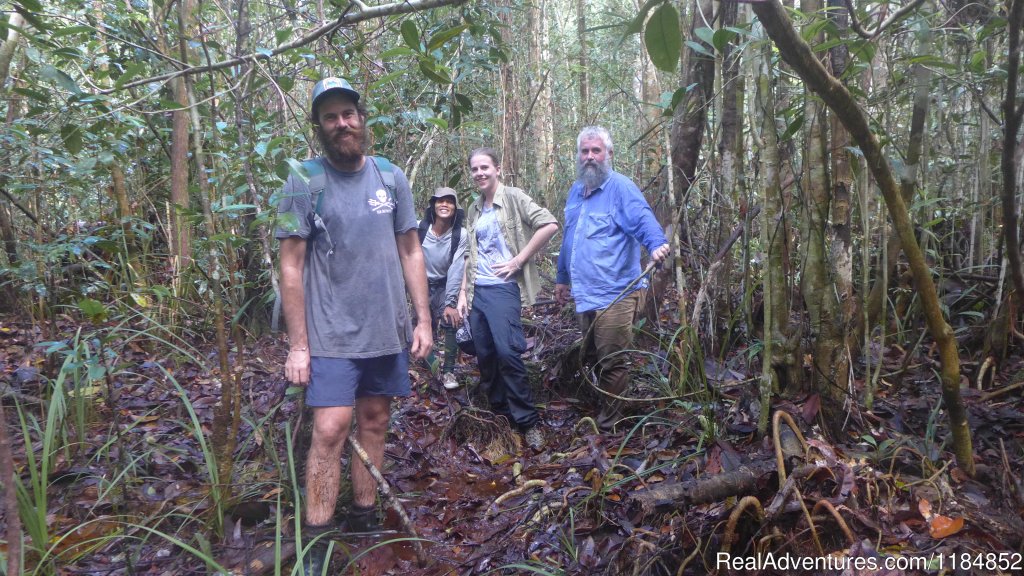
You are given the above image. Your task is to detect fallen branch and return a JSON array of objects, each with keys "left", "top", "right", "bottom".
[
  {"left": 630, "top": 459, "right": 817, "bottom": 514},
  {"left": 632, "top": 414, "right": 811, "bottom": 514},
  {"left": 346, "top": 436, "right": 427, "bottom": 567}
]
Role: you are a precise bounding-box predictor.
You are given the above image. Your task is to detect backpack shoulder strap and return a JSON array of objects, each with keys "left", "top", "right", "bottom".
[
  {"left": 417, "top": 219, "right": 429, "bottom": 244},
  {"left": 303, "top": 158, "right": 328, "bottom": 214},
  {"left": 449, "top": 220, "right": 461, "bottom": 261},
  {"left": 370, "top": 156, "right": 397, "bottom": 200}
]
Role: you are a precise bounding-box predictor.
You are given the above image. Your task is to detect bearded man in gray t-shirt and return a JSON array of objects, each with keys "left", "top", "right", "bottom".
[{"left": 274, "top": 77, "right": 431, "bottom": 575}]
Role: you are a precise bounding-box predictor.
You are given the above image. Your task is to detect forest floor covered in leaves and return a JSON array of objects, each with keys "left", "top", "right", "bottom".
[{"left": 3, "top": 293, "right": 1024, "bottom": 575}]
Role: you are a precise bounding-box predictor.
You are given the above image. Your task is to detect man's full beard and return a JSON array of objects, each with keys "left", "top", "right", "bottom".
[
  {"left": 317, "top": 124, "right": 368, "bottom": 165},
  {"left": 577, "top": 157, "right": 611, "bottom": 191}
]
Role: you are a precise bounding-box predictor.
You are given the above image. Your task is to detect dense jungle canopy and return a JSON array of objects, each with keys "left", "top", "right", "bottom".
[{"left": 2, "top": 0, "right": 1024, "bottom": 573}]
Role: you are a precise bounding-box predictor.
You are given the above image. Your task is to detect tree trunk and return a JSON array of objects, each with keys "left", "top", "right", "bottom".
[
  {"left": 577, "top": 0, "right": 588, "bottom": 125},
  {"left": 826, "top": 0, "right": 855, "bottom": 425},
  {"left": 754, "top": 29, "right": 785, "bottom": 436},
  {"left": 752, "top": 0, "right": 974, "bottom": 476},
  {"left": 527, "top": 0, "right": 554, "bottom": 203},
  {"left": 0, "top": 200, "right": 15, "bottom": 266},
  {"left": 497, "top": 0, "right": 519, "bottom": 184},
  {"left": 1001, "top": 0, "right": 1024, "bottom": 313},
  {"left": 187, "top": 79, "right": 237, "bottom": 528},
  {"left": 232, "top": 0, "right": 277, "bottom": 330},
  {"left": 1, "top": 27, "right": 22, "bottom": 286},
  {"left": 670, "top": 0, "right": 715, "bottom": 211},
  {"left": 798, "top": 0, "right": 849, "bottom": 434},
  {"left": 165, "top": 0, "right": 194, "bottom": 269},
  {"left": 0, "top": 13, "right": 24, "bottom": 90},
  {"left": 718, "top": 0, "right": 743, "bottom": 249},
  {"left": 637, "top": 0, "right": 665, "bottom": 188}
]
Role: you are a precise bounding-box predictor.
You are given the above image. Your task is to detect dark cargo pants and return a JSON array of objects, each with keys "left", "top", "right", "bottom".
[{"left": 470, "top": 282, "right": 538, "bottom": 430}]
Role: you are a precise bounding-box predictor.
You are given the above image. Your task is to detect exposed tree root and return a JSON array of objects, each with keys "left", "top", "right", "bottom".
[
  {"left": 440, "top": 406, "right": 520, "bottom": 461},
  {"left": 722, "top": 496, "right": 764, "bottom": 553},
  {"left": 811, "top": 499, "right": 856, "bottom": 545},
  {"left": 486, "top": 479, "right": 548, "bottom": 518},
  {"left": 773, "top": 409, "right": 808, "bottom": 484}
]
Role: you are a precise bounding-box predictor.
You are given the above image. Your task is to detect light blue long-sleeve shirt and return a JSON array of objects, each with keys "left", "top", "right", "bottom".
[{"left": 556, "top": 170, "right": 668, "bottom": 313}]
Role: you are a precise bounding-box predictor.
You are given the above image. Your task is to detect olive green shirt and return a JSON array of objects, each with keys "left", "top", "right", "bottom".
[{"left": 465, "top": 184, "right": 558, "bottom": 308}]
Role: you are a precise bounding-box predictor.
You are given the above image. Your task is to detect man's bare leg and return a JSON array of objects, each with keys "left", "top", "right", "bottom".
[
  {"left": 351, "top": 396, "right": 391, "bottom": 508},
  {"left": 304, "top": 406, "right": 353, "bottom": 525}
]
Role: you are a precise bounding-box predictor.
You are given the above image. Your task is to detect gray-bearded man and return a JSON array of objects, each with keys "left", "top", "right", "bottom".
[{"left": 554, "top": 126, "right": 670, "bottom": 432}]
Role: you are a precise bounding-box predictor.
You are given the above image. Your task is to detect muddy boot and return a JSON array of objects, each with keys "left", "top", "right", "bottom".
[
  {"left": 299, "top": 524, "right": 333, "bottom": 576},
  {"left": 345, "top": 503, "right": 381, "bottom": 535},
  {"left": 596, "top": 402, "right": 623, "bottom": 433}
]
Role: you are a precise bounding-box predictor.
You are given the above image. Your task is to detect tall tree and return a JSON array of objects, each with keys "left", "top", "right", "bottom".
[
  {"left": 163, "top": 0, "right": 194, "bottom": 269},
  {"left": 0, "top": 12, "right": 23, "bottom": 88},
  {"left": 753, "top": 22, "right": 787, "bottom": 435},
  {"left": 0, "top": 15, "right": 24, "bottom": 309},
  {"left": 1001, "top": 0, "right": 1024, "bottom": 313},
  {"left": 577, "top": 0, "right": 589, "bottom": 125},
  {"left": 528, "top": 0, "right": 555, "bottom": 202},
  {"left": 497, "top": 0, "right": 521, "bottom": 183},
  {"left": 798, "top": 0, "right": 848, "bottom": 434},
  {"left": 670, "top": 0, "right": 715, "bottom": 212},
  {"left": 826, "top": 0, "right": 856, "bottom": 425}
]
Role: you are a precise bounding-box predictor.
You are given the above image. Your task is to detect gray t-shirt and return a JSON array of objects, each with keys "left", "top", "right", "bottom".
[
  {"left": 422, "top": 225, "right": 467, "bottom": 307},
  {"left": 274, "top": 157, "right": 417, "bottom": 358},
  {"left": 474, "top": 205, "right": 514, "bottom": 286}
]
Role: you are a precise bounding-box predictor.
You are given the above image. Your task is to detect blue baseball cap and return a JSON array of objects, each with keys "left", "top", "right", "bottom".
[{"left": 310, "top": 77, "right": 360, "bottom": 119}]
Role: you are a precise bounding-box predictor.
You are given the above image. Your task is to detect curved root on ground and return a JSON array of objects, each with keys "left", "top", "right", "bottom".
[
  {"left": 722, "top": 496, "right": 765, "bottom": 554},
  {"left": 486, "top": 479, "right": 548, "bottom": 518}
]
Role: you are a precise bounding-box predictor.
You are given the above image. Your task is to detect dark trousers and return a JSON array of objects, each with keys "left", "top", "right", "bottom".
[
  {"left": 428, "top": 280, "right": 458, "bottom": 373},
  {"left": 470, "top": 283, "right": 538, "bottom": 430}
]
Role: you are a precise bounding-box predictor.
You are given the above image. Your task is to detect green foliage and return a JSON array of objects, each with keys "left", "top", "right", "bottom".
[{"left": 644, "top": 2, "right": 681, "bottom": 72}]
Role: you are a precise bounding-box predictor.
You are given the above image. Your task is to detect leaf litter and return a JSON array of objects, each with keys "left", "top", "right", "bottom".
[{"left": 2, "top": 304, "right": 1024, "bottom": 575}]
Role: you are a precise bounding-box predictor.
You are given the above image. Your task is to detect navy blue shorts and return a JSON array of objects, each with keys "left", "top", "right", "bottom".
[{"left": 307, "top": 352, "right": 411, "bottom": 407}]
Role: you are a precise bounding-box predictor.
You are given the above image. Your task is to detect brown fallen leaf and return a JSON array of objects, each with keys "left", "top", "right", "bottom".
[
  {"left": 918, "top": 498, "right": 933, "bottom": 520},
  {"left": 929, "top": 515, "right": 964, "bottom": 539}
]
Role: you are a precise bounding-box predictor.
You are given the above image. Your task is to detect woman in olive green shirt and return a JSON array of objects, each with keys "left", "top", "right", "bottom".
[{"left": 457, "top": 147, "right": 558, "bottom": 450}]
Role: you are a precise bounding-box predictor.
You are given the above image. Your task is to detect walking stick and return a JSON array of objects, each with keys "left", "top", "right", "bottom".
[{"left": 347, "top": 436, "right": 428, "bottom": 567}]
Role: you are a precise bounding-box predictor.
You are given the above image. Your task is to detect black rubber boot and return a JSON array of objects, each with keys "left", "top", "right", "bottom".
[
  {"left": 345, "top": 504, "right": 381, "bottom": 534},
  {"left": 299, "top": 524, "right": 333, "bottom": 576}
]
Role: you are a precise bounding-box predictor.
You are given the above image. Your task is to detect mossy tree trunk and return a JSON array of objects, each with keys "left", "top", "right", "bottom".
[
  {"left": 753, "top": 28, "right": 786, "bottom": 436},
  {"left": 859, "top": 50, "right": 932, "bottom": 350},
  {"left": 1001, "top": 0, "right": 1024, "bottom": 314},
  {"left": 826, "top": 0, "right": 856, "bottom": 431},
  {"left": 798, "top": 0, "right": 848, "bottom": 436}
]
